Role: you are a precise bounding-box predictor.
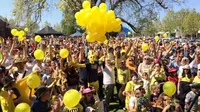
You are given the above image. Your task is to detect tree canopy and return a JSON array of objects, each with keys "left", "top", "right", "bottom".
[
  {"left": 11, "top": 0, "right": 200, "bottom": 36},
  {"left": 162, "top": 9, "right": 200, "bottom": 37}
]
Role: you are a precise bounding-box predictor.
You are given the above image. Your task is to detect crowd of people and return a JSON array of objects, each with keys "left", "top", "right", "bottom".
[{"left": 0, "top": 35, "right": 200, "bottom": 112}]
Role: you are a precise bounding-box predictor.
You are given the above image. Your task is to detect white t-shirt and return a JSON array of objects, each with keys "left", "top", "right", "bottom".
[
  {"left": 32, "top": 63, "right": 45, "bottom": 72},
  {"left": 142, "top": 79, "right": 149, "bottom": 91},
  {"left": 26, "top": 62, "right": 35, "bottom": 75},
  {"left": 102, "top": 65, "right": 115, "bottom": 85},
  {"left": 129, "top": 96, "right": 137, "bottom": 107}
]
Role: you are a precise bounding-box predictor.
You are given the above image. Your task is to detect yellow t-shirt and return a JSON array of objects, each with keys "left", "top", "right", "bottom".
[
  {"left": 125, "top": 81, "right": 135, "bottom": 93},
  {"left": 117, "top": 69, "right": 131, "bottom": 84},
  {"left": 193, "top": 76, "right": 200, "bottom": 83},
  {"left": 0, "top": 90, "right": 15, "bottom": 112},
  {"left": 178, "top": 74, "right": 191, "bottom": 82},
  {"left": 64, "top": 103, "right": 83, "bottom": 112},
  {"left": 124, "top": 81, "right": 136, "bottom": 109}
]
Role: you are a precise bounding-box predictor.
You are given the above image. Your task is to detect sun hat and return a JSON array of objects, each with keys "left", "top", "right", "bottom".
[
  {"left": 182, "top": 65, "right": 190, "bottom": 69},
  {"left": 35, "top": 86, "right": 49, "bottom": 99},
  {"left": 82, "top": 88, "right": 92, "bottom": 94},
  {"left": 134, "top": 85, "right": 142, "bottom": 91},
  {"left": 2, "top": 75, "right": 15, "bottom": 88},
  {"left": 169, "top": 68, "right": 177, "bottom": 73}
]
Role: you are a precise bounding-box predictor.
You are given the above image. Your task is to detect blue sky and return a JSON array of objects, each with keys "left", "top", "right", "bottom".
[{"left": 0, "top": 0, "right": 200, "bottom": 29}]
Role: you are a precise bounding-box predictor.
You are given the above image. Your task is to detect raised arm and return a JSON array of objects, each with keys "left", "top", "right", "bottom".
[
  {"left": 9, "top": 38, "right": 16, "bottom": 55},
  {"left": 22, "top": 41, "right": 28, "bottom": 60}
]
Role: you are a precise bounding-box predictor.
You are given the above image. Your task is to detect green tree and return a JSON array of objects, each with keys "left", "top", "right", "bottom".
[
  {"left": 162, "top": 9, "right": 200, "bottom": 37},
  {"left": 182, "top": 9, "right": 200, "bottom": 35},
  {"left": 61, "top": 13, "right": 76, "bottom": 35},
  {"left": 42, "top": 21, "right": 51, "bottom": 28},
  {"left": 12, "top": 0, "right": 48, "bottom": 33},
  {"left": 56, "top": 0, "right": 186, "bottom": 33},
  {"left": 53, "top": 23, "right": 63, "bottom": 32},
  {"left": 162, "top": 10, "right": 177, "bottom": 33}
]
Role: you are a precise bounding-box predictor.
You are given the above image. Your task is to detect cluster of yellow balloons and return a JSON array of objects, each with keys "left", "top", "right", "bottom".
[
  {"left": 60, "top": 49, "right": 69, "bottom": 58},
  {"left": 11, "top": 28, "right": 29, "bottom": 42},
  {"left": 35, "top": 35, "right": 42, "bottom": 43},
  {"left": 154, "top": 36, "right": 160, "bottom": 42},
  {"left": 75, "top": 1, "right": 122, "bottom": 43},
  {"left": 34, "top": 49, "right": 44, "bottom": 60},
  {"left": 26, "top": 74, "right": 41, "bottom": 89},
  {"left": 15, "top": 103, "right": 30, "bottom": 112},
  {"left": 163, "top": 81, "right": 176, "bottom": 96},
  {"left": 142, "top": 43, "right": 149, "bottom": 52},
  {"left": 63, "top": 89, "right": 82, "bottom": 108}
]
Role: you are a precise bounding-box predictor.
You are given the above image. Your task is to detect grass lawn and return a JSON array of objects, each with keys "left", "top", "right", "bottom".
[{"left": 108, "top": 87, "right": 124, "bottom": 112}]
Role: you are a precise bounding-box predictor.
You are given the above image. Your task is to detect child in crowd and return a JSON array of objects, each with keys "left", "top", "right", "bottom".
[
  {"left": 80, "top": 87, "right": 100, "bottom": 112},
  {"left": 150, "top": 85, "right": 160, "bottom": 112},
  {"left": 185, "top": 87, "right": 198, "bottom": 112}
]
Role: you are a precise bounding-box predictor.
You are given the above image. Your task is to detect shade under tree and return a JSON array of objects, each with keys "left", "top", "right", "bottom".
[
  {"left": 0, "top": 16, "right": 12, "bottom": 38},
  {"left": 35, "top": 26, "right": 64, "bottom": 36}
]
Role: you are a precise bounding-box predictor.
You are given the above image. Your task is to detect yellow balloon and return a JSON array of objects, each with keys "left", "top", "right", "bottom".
[
  {"left": 15, "top": 103, "right": 30, "bottom": 112},
  {"left": 19, "top": 31, "right": 25, "bottom": 37},
  {"left": 128, "top": 32, "right": 131, "bottom": 35},
  {"left": 26, "top": 74, "right": 41, "bottom": 89},
  {"left": 163, "top": 33, "right": 168, "bottom": 38},
  {"left": 77, "top": 9, "right": 87, "bottom": 27},
  {"left": 60, "top": 49, "right": 69, "bottom": 58},
  {"left": 18, "top": 36, "right": 24, "bottom": 42},
  {"left": 75, "top": 12, "right": 80, "bottom": 20},
  {"left": 11, "top": 29, "right": 18, "bottom": 36},
  {"left": 115, "top": 18, "right": 122, "bottom": 25},
  {"left": 34, "top": 49, "right": 44, "bottom": 60},
  {"left": 15, "top": 31, "right": 20, "bottom": 37},
  {"left": 24, "top": 28, "right": 29, "bottom": 32},
  {"left": 82, "top": 1, "right": 91, "bottom": 9},
  {"left": 113, "top": 25, "right": 121, "bottom": 32},
  {"left": 63, "top": 89, "right": 81, "bottom": 108},
  {"left": 163, "top": 81, "right": 176, "bottom": 96},
  {"left": 142, "top": 43, "right": 149, "bottom": 52},
  {"left": 107, "top": 10, "right": 115, "bottom": 19},
  {"left": 96, "top": 35, "right": 106, "bottom": 42},
  {"left": 154, "top": 36, "right": 160, "bottom": 42},
  {"left": 35, "top": 35, "right": 42, "bottom": 43},
  {"left": 86, "top": 35, "right": 95, "bottom": 42},
  {"left": 99, "top": 3, "right": 107, "bottom": 11}
]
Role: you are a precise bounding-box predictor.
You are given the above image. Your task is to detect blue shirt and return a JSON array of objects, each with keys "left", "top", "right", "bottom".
[{"left": 31, "top": 99, "right": 50, "bottom": 112}]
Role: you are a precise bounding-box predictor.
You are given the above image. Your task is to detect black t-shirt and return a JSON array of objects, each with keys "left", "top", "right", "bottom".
[
  {"left": 31, "top": 99, "right": 50, "bottom": 112},
  {"left": 86, "top": 61, "right": 99, "bottom": 83},
  {"left": 150, "top": 93, "right": 160, "bottom": 102},
  {"left": 79, "top": 61, "right": 87, "bottom": 83}
]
